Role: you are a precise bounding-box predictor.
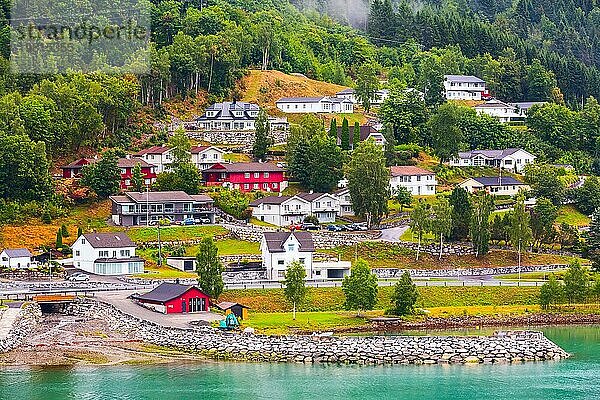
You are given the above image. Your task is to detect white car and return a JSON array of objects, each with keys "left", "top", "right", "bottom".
[{"left": 68, "top": 273, "right": 90, "bottom": 282}]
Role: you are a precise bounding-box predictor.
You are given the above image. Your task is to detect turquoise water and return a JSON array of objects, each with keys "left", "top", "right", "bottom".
[{"left": 0, "top": 326, "right": 598, "bottom": 400}]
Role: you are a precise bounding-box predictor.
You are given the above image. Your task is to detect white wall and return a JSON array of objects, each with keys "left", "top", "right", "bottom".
[
  {"left": 261, "top": 235, "right": 314, "bottom": 280},
  {"left": 71, "top": 235, "right": 138, "bottom": 275},
  {"left": 390, "top": 175, "right": 437, "bottom": 196},
  {"left": 0, "top": 252, "right": 31, "bottom": 269}
]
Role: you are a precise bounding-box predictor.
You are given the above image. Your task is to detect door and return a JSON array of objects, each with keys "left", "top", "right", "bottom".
[{"left": 181, "top": 300, "right": 186, "bottom": 313}]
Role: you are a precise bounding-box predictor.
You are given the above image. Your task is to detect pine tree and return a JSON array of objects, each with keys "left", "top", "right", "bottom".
[
  {"left": 131, "top": 163, "right": 145, "bottom": 192},
  {"left": 449, "top": 187, "right": 471, "bottom": 240},
  {"left": 253, "top": 109, "right": 272, "bottom": 161},
  {"left": 77, "top": 226, "right": 83, "bottom": 238},
  {"left": 391, "top": 272, "right": 418, "bottom": 316},
  {"left": 329, "top": 118, "right": 338, "bottom": 142},
  {"left": 353, "top": 121, "right": 360, "bottom": 149},
  {"left": 55, "top": 228, "right": 63, "bottom": 249},
  {"left": 60, "top": 224, "right": 69, "bottom": 237},
  {"left": 196, "top": 237, "right": 224, "bottom": 299},
  {"left": 341, "top": 118, "right": 350, "bottom": 150},
  {"left": 587, "top": 208, "right": 600, "bottom": 272}
]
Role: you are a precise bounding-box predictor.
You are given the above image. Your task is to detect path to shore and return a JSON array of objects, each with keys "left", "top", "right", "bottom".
[{"left": 0, "top": 307, "right": 19, "bottom": 340}]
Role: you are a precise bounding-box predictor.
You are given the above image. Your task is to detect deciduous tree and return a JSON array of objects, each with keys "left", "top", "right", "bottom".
[
  {"left": 196, "top": 237, "right": 224, "bottom": 299},
  {"left": 342, "top": 259, "right": 378, "bottom": 315},
  {"left": 253, "top": 109, "right": 272, "bottom": 161},
  {"left": 409, "top": 199, "right": 430, "bottom": 261},
  {"left": 470, "top": 192, "right": 494, "bottom": 257},
  {"left": 391, "top": 271, "right": 418, "bottom": 316},
  {"left": 539, "top": 274, "right": 563, "bottom": 310},
  {"left": 431, "top": 196, "right": 453, "bottom": 260},
  {"left": 283, "top": 260, "right": 307, "bottom": 320}
]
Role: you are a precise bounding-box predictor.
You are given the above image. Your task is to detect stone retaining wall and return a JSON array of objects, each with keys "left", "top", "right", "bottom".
[
  {"left": 72, "top": 299, "right": 568, "bottom": 365},
  {"left": 186, "top": 129, "right": 288, "bottom": 147},
  {"left": 0, "top": 303, "right": 41, "bottom": 353},
  {"left": 373, "top": 264, "right": 569, "bottom": 278}
]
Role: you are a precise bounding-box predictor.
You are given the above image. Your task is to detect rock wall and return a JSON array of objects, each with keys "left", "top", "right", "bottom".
[
  {"left": 373, "top": 264, "right": 570, "bottom": 278},
  {"left": 186, "top": 129, "right": 288, "bottom": 147},
  {"left": 72, "top": 299, "right": 568, "bottom": 365},
  {"left": 0, "top": 303, "right": 41, "bottom": 353}
]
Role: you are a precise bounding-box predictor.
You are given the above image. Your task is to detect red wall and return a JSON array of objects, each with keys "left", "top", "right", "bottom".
[
  {"left": 162, "top": 287, "right": 211, "bottom": 314},
  {"left": 203, "top": 168, "right": 287, "bottom": 192}
]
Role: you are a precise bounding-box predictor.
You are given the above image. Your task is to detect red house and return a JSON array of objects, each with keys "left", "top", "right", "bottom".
[
  {"left": 202, "top": 162, "right": 288, "bottom": 192},
  {"left": 132, "top": 283, "right": 211, "bottom": 314},
  {"left": 60, "top": 157, "right": 157, "bottom": 190}
]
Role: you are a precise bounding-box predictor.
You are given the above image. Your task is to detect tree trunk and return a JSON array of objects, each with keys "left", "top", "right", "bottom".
[
  {"left": 208, "top": 53, "right": 214, "bottom": 93},
  {"left": 439, "top": 235, "right": 443, "bottom": 260},
  {"left": 416, "top": 233, "right": 421, "bottom": 261},
  {"left": 293, "top": 302, "right": 296, "bottom": 320}
]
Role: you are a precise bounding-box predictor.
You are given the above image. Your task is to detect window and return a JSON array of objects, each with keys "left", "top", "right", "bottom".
[
  {"left": 288, "top": 244, "right": 295, "bottom": 252},
  {"left": 264, "top": 172, "right": 269, "bottom": 178},
  {"left": 277, "top": 260, "right": 285, "bottom": 265},
  {"left": 244, "top": 173, "right": 250, "bottom": 179},
  {"left": 253, "top": 183, "right": 259, "bottom": 189},
  {"left": 254, "top": 172, "right": 259, "bottom": 178},
  {"left": 81, "top": 238, "right": 86, "bottom": 244},
  {"left": 272, "top": 183, "right": 278, "bottom": 188},
  {"left": 299, "top": 258, "right": 305, "bottom": 264},
  {"left": 315, "top": 270, "right": 321, "bottom": 275},
  {"left": 263, "top": 183, "right": 268, "bottom": 189},
  {"left": 99, "top": 251, "right": 109, "bottom": 258},
  {"left": 75, "top": 251, "right": 80, "bottom": 256},
  {"left": 120, "top": 250, "right": 131, "bottom": 257},
  {"left": 278, "top": 271, "right": 285, "bottom": 278},
  {"left": 244, "top": 183, "right": 249, "bottom": 189}
]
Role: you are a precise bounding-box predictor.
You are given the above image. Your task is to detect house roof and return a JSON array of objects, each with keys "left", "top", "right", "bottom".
[
  {"left": 336, "top": 88, "right": 355, "bottom": 95},
  {"left": 82, "top": 232, "right": 136, "bottom": 248},
  {"left": 444, "top": 75, "right": 485, "bottom": 83},
  {"left": 119, "top": 191, "right": 212, "bottom": 203},
  {"left": 296, "top": 192, "right": 328, "bottom": 202},
  {"left": 61, "top": 158, "right": 94, "bottom": 169},
  {"left": 190, "top": 194, "right": 214, "bottom": 203},
  {"left": 276, "top": 96, "right": 326, "bottom": 103},
  {"left": 214, "top": 301, "right": 250, "bottom": 310},
  {"left": 133, "top": 145, "right": 170, "bottom": 156},
  {"left": 390, "top": 166, "right": 434, "bottom": 177},
  {"left": 190, "top": 145, "right": 221, "bottom": 154},
  {"left": 117, "top": 157, "right": 153, "bottom": 168},
  {"left": 474, "top": 100, "right": 515, "bottom": 109},
  {"left": 511, "top": 101, "right": 547, "bottom": 110},
  {"left": 263, "top": 231, "right": 315, "bottom": 253},
  {"left": 469, "top": 176, "right": 526, "bottom": 187},
  {"left": 336, "top": 125, "right": 381, "bottom": 145},
  {"left": 1, "top": 248, "right": 32, "bottom": 258},
  {"left": 196, "top": 101, "right": 260, "bottom": 122},
  {"left": 457, "top": 148, "right": 532, "bottom": 160},
  {"left": 249, "top": 195, "right": 293, "bottom": 206},
  {"left": 134, "top": 283, "right": 207, "bottom": 303},
  {"left": 203, "top": 162, "right": 284, "bottom": 173}
]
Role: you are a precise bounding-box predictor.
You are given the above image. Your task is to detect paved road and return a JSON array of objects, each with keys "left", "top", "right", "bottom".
[
  {"left": 379, "top": 225, "right": 409, "bottom": 242},
  {"left": 95, "top": 290, "right": 222, "bottom": 328}
]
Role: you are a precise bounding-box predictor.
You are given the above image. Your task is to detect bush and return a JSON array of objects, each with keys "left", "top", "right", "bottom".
[{"left": 389, "top": 272, "right": 418, "bottom": 316}]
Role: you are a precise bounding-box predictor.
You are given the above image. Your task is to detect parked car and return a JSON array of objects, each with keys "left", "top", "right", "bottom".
[
  {"left": 353, "top": 223, "right": 368, "bottom": 231},
  {"left": 344, "top": 224, "right": 356, "bottom": 231},
  {"left": 289, "top": 223, "right": 302, "bottom": 231},
  {"left": 182, "top": 218, "right": 195, "bottom": 225},
  {"left": 68, "top": 272, "right": 90, "bottom": 282},
  {"left": 301, "top": 223, "right": 320, "bottom": 231},
  {"left": 327, "top": 224, "right": 343, "bottom": 232},
  {"left": 195, "top": 217, "right": 211, "bottom": 224}
]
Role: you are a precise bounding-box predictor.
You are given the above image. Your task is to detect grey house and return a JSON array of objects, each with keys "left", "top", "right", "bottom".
[{"left": 110, "top": 191, "right": 215, "bottom": 226}]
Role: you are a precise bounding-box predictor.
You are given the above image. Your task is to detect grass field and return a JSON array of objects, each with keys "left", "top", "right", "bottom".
[
  {"left": 324, "top": 242, "right": 581, "bottom": 270},
  {"left": 557, "top": 205, "right": 590, "bottom": 226},
  {"left": 185, "top": 239, "right": 260, "bottom": 256},
  {"left": 115, "top": 225, "right": 227, "bottom": 243}
]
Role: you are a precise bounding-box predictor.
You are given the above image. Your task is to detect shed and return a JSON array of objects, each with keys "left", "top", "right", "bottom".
[
  {"left": 214, "top": 301, "right": 250, "bottom": 320},
  {"left": 131, "top": 283, "right": 211, "bottom": 314}
]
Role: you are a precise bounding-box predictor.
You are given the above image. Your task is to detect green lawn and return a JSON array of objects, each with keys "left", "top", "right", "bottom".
[
  {"left": 120, "top": 225, "right": 227, "bottom": 243},
  {"left": 249, "top": 217, "right": 278, "bottom": 228},
  {"left": 557, "top": 205, "right": 590, "bottom": 227},
  {"left": 185, "top": 239, "right": 260, "bottom": 256},
  {"left": 243, "top": 311, "right": 371, "bottom": 335},
  {"left": 399, "top": 227, "right": 435, "bottom": 242}
]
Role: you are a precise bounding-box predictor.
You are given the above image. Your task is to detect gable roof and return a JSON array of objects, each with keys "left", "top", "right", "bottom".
[
  {"left": 214, "top": 301, "right": 250, "bottom": 310},
  {"left": 390, "top": 166, "right": 434, "bottom": 177},
  {"left": 196, "top": 101, "right": 260, "bottom": 122},
  {"left": 296, "top": 192, "right": 331, "bottom": 202},
  {"left": 276, "top": 96, "right": 326, "bottom": 103},
  {"left": 469, "top": 176, "right": 526, "bottom": 186},
  {"left": 133, "top": 145, "right": 170, "bottom": 156},
  {"left": 473, "top": 100, "right": 515, "bottom": 109},
  {"left": 61, "top": 158, "right": 94, "bottom": 169},
  {"left": 121, "top": 191, "right": 204, "bottom": 203},
  {"left": 262, "top": 231, "right": 315, "bottom": 253},
  {"left": 190, "top": 145, "right": 225, "bottom": 154},
  {"left": 249, "top": 195, "right": 293, "bottom": 206},
  {"left": 336, "top": 88, "right": 355, "bottom": 95},
  {"left": 117, "top": 157, "right": 153, "bottom": 168},
  {"left": 81, "top": 232, "right": 135, "bottom": 248},
  {"left": 336, "top": 125, "right": 380, "bottom": 145},
  {"left": 1, "top": 248, "right": 32, "bottom": 258},
  {"left": 203, "top": 162, "right": 285, "bottom": 173},
  {"left": 444, "top": 75, "right": 485, "bottom": 83},
  {"left": 457, "top": 148, "right": 533, "bottom": 160},
  {"left": 134, "top": 283, "right": 207, "bottom": 303}
]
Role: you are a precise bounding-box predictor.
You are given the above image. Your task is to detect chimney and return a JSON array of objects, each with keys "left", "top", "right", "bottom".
[
  {"left": 125, "top": 154, "right": 131, "bottom": 159},
  {"left": 309, "top": 190, "right": 313, "bottom": 194}
]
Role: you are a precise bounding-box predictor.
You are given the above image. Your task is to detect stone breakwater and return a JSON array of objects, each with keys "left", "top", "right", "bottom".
[
  {"left": 0, "top": 303, "right": 41, "bottom": 353},
  {"left": 72, "top": 299, "right": 569, "bottom": 365}
]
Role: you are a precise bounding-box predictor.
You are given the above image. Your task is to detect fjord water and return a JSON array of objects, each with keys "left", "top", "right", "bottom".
[{"left": 0, "top": 326, "right": 598, "bottom": 400}]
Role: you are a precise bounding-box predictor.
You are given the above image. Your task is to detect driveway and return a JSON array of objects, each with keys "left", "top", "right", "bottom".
[
  {"left": 379, "top": 225, "right": 409, "bottom": 242},
  {"left": 95, "top": 290, "right": 223, "bottom": 329}
]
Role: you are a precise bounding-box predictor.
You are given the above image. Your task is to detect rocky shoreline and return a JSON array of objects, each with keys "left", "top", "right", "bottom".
[{"left": 63, "top": 299, "right": 569, "bottom": 366}]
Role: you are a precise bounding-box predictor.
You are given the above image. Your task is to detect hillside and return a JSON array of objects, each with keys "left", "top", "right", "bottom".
[{"left": 239, "top": 70, "right": 349, "bottom": 111}]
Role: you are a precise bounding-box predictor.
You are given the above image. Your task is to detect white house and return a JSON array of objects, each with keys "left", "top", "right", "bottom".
[
  {"left": 133, "top": 145, "right": 173, "bottom": 173},
  {"left": 334, "top": 188, "right": 353, "bottom": 216},
  {"left": 512, "top": 101, "right": 547, "bottom": 117},
  {"left": 261, "top": 231, "right": 315, "bottom": 280},
  {"left": 335, "top": 88, "right": 390, "bottom": 105},
  {"left": 296, "top": 192, "right": 340, "bottom": 223},
  {"left": 190, "top": 145, "right": 226, "bottom": 171},
  {"left": 473, "top": 99, "right": 521, "bottom": 123},
  {"left": 275, "top": 97, "right": 354, "bottom": 114},
  {"left": 260, "top": 232, "right": 350, "bottom": 280},
  {"left": 0, "top": 248, "right": 33, "bottom": 269},
  {"left": 250, "top": 192, "right": 341, "bottom": 226},
  {"left": 389, "top": 166, "right": 437, "bottom": 196},
  {"left": 250, "top": 195, "right": 311, "bottom": 227},
  {"left": 459, "top": 176, "right": 530, "bottom": 196},
  {"left": 444, "top": 75, "right": 487, "bottom": 100},
  {"left": 71, "top": 232, "right": 144, "bottom": 275},
  {"left": 450, "top": 148, "right": 536, "bottom": 173}
]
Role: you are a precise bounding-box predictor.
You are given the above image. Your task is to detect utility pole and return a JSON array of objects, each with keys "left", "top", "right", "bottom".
[
  {"left": 157, "top": 221, "right": 162, "bottom": 267},
  {"left": 518, "top": 238, "right": 522, "bottom": 282},
  {"left": 146, "top": 185, "right": 149, "bottom": 227}
]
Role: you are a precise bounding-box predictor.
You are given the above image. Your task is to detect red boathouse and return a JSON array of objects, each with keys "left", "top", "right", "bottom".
[{"left": 132, "top": 283, "right": 211, "bottom": 314}]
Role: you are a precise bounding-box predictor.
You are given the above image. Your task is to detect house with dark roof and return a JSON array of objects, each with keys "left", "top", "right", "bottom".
[
  {"left": 389, "top": 166, "right": 437, "bottom": 196},
  {"left": 275, "top": 96, "right": 354, "bottom": 114},
  {"left": 109, "top": 191, "right": 214, "bottom": 226},
  {"left": 71, "top": 232, "right": 144, "bottom": 275},
  {"left": 134, "top": 144, "right": 226, "bottom": 173},
  {"left": 450, "top": 148, "right": 535, "bottom": 173},
  {"left": 260, "top": 231, "right": 350, "bottom": 280},
  {"left": 202, "top": 162, "right": 288, "bottom": 193},
  {"left": 194, "top": 101, "right": 288, "bottom": 132},
  {"left": 132, "top": 283, "right": 210, "bottom": 314},
  {"left": 335, "top": 125, "right": 386, "bottom": 148},
  {"left": 459, "top": 176, "right": 530, "bottom": 196},
  {"left": 444, "top": 75, "right": 488, "bottom": 100},
  {"left": 190, "top": 145, "right": 226, "bottom": 171},
  {"left": 214, "top": 301, "right": 250, "bottom": 319},
  {"left": 296, "top": 192, "right": 340, "bottom": 223},
  {"left": 335, "top": 88, "right": 390, "bottom": 105},
  {"left": 0, "top": 248, "right": 33, "bottom": 269},
  {"left": 334, "top": 187, "right": 353, "bottom": 216},
  {"left": 60, "top": 157, "right": 157, "bottom": 189}
]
